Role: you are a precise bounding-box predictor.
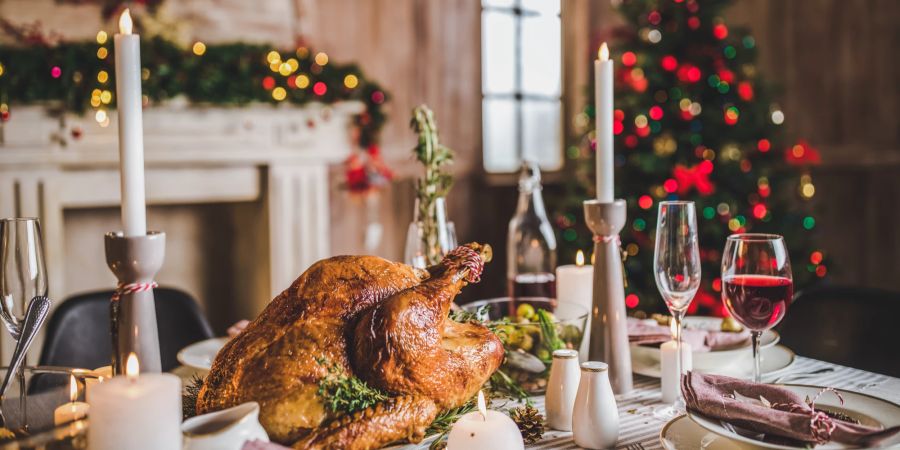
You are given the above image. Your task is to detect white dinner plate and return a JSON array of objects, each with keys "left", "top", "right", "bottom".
[
  {"left": 688, "top": 384, "right": 900, "bottom": 449},
  {"left": 633, "top": 345, "right": 795, "bottom": 379},
  {"left": 661, "top": 414, "right": 760, "bottom": 450},
  {"left": 631, "top": 316, "right": 779, "bottom": 375},
  {"left": 177, "top": 337, "right": 228, "bottom": 371}
]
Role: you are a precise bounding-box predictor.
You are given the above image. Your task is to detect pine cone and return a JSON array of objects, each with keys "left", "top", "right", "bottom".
[{"left": 509, "top": 404, "right": 545, "bottom": 444}]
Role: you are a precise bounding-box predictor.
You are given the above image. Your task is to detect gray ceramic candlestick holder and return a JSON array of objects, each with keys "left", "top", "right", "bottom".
[
  {"left": 583, "top": 199, "right": 633, "bottom": 394},
  {"left": 105, "top": 231, "right": 164, "bottom": 375}
]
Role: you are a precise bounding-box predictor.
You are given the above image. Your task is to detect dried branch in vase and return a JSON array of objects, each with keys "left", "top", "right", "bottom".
[{"left": 409, "top": 104, "right": 455, "bottom": 266}]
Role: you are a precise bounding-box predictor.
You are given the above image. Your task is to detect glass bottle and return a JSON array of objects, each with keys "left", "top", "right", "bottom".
[{"left": 507, "top": 161, "right": 557, "bottom": 299}]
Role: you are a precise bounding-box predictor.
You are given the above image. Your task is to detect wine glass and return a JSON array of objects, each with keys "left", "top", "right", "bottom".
[
  {"left": 0, "top": 217, "right": 48, "bottom": 427},
  {"left": 653, "top": 201, "right": 701, "bottom": 418},
  {"left": 721, "top": 233, "right": 792, "bottom": 382}
]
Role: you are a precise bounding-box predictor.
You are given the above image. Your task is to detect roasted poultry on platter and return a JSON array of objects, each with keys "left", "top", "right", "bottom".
[{"left": 196, "top": 243, "right": 504, "bottom": 449}]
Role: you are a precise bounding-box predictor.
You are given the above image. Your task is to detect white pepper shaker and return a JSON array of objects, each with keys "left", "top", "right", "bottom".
[
  {"left": 545, "top": 349, "right": 580, "bottom": 431},
  {"left": 572, "top": 361, "right": 619, "bottom": 449}
]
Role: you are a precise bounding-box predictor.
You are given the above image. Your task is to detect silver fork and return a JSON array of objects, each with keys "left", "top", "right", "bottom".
[{"left": 0, "top": 296, "right": 51, "bottom": 430}]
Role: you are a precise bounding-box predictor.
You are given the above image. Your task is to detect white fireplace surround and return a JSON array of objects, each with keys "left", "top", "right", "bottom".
[{"left": 0, "top": 102, "right": 362, "bottom": 358}]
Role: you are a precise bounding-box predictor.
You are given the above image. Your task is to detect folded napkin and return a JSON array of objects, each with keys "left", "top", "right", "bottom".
[
  {"left": 627, "top": 317, "right": 750, "bottom": 352},
  {"left": 242, "top": 440, "right": 290, "bottom": 450},
  {"left": 682, "top": 371, "right": 900, "bottom": 446}
]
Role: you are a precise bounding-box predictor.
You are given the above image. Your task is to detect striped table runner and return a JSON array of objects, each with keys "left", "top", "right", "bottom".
[{"left": 525, "top": 356, "right": 900, "bottom": 449}]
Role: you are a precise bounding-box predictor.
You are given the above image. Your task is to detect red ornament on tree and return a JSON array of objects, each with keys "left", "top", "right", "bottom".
[
  {"left": 661, "top": 55, "right": 678, "bottom": 71},
  {"left": 673, "top": 163, "right": 715, "bottom": 196},
  {"left": 785, "top": 140, "right": 821, "bottom": 165}
]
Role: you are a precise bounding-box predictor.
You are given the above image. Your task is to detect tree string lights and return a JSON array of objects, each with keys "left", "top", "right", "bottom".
[{"left": 553, "top": 0, "right": 825, "bottom": 316}]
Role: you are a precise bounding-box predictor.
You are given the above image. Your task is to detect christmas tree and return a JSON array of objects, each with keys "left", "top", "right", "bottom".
[{"left": 554, "top": 0, "right": 825, "bottom": 315}]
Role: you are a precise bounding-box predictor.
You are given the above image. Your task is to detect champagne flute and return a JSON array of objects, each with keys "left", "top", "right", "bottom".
[
  {"left": 721, "top": 234, "right": 792, "bottom": 382},
  {"left": 0, "top": 217, "right": 48, "bottom": 428},
  {"left": 653, "top": 201, "right": 701, "bottom": 418}
]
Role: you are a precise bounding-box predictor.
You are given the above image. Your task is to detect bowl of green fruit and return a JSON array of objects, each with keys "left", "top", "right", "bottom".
[{"left": 458, "top": 297, "right": 588, "bottom": 395}]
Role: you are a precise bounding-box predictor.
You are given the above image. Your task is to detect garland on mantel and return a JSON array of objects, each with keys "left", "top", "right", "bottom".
[{"left": 0, "top": 35, "right": 389, "bottom": 151}]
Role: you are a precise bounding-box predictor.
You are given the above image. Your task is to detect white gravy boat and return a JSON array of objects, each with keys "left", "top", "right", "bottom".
[{"left": 182, "top": 401, "right": 269, "bottom": 450}]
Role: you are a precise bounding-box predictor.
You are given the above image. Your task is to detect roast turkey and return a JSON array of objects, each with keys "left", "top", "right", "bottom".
[{"left": 196, "top": 244, "right": 503, "bottom": 449}]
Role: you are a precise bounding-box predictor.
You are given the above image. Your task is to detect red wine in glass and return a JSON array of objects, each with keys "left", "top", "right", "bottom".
[
  {"left": 508, "top": 272, "right": 557, "bottom": 299},
  {"left": 723, "top": 275, "right": 793, "bottom": 330}
]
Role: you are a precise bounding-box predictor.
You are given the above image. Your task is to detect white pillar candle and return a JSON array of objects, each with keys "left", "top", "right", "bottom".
[
  {"left": 447, "top": 391, "right": 524, "bottom": 450},
  {"left": 54, "top": 375, "right": 90, "bottom": 425},
  {"left": 594, "top": 43, "right": 614, "bottom": 203},
  {"left": 88, "top": 354, "right": 181, "bottom": 450},
  {"left": 114, "top": 9, "right": 147, "bottom": 237},
  {"left": 555, "top": 250, "right": 593, "bottom": 358},
  {"left": 84, "top": 365, "right": 112, "bottom": 402},
  {"left": 660, "top": 340, "right": 692, "bottom": 404}
]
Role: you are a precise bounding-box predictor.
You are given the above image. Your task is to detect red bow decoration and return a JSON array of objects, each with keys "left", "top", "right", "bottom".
[
  {"left": 673, "top": 162, "right": 715, "bottom": 196},
  {"left": 785, "top": 140, "right": 821, "bottom": 166},
  {"left": 344, "top": 145, "right": 393, "bottom": 194}
]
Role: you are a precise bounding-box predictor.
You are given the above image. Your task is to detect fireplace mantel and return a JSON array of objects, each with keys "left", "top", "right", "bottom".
[{"left": 0, "top": 102, "right": 362, "bottom": 355}]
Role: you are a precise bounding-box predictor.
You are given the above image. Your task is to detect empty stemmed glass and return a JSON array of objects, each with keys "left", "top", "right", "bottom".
[
  {"left": 652, "top": 201, "right": 701, "bottom": 418},
  {"left": 0, "top": 217, "right": 48, "bottom": 428},
  {"left": 721, "top": 234, "right": 793, "bottom": 382}
]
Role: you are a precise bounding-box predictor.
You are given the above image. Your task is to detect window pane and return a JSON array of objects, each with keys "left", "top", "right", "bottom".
[
  {"left": 482, "top": 11, "right": 516, "bottom": 95},
  {"left": 522, "top": 100, "right": 561, "bottom": 170},
  {"left": 483, "top": 98, "right": 519, "bottom": 173},
  {"left": 521, "top": 0, "right": 560, "bottom": 16},
  {"left": 521, "top": 14, "right": 560, "bottom": 97},
  {"left": 482, "top": 0, "right": 514, "bottom": 8}
]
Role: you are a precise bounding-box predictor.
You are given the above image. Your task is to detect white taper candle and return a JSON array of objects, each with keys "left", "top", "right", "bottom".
[
  {"left": 594, "top": 43, "right": 614, "bottom": 202},
  {"left": 114, "top": 9, "right": 147, "bottom": 237}
]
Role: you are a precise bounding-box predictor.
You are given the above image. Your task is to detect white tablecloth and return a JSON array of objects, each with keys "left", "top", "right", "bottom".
[{"left": 526, "top": 356, "right": 900, "bottom": 449}]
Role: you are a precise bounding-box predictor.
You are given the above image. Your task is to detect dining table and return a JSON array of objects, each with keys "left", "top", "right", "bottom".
[
  {"left": 525, "top": 355, "right": 900, "bottom": 450},
  {"left": 1, "top": 354, "right": 897, "bottom": 449}
]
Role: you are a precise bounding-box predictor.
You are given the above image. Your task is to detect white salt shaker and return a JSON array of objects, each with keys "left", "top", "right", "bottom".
[
  {"left": 660, "top": 340, "right": 692, "bottom": 404},
  {"left": 572, "top": 361, "right": 619, "bottom": 449},
  {"left": 545, "top": 349, "right": 581, "bottom": 431}
]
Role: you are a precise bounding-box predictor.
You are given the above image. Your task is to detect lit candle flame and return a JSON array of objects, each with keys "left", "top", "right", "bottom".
[
  {"left": 119, "top": 9, "right": 133, "bottom": 35},
  {"left": 476, "top": 390, "right": 487, "bottom": 421},
  {"left": 599, "top": 42, "right": 609, "bottom": 61},
  {"left": 68, "top": 375, "right": 78, "bottom": 403},
  {"left": 575, "top": 250, "right": 585, "bottom": 266},
  {"left": 126, "top": 352, "right": 140, "bottom": 380}
]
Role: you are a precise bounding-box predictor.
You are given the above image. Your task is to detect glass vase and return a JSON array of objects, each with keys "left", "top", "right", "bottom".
[{"left": 404, "top": 197, "right": 457, "bottom": 269}]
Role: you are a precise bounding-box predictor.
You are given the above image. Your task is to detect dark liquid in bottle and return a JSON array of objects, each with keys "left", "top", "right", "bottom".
[
  {"left": 508, "top": 272, "right": 557, "bottom": 299},
  {"left": 723, "top": 275, "right": 793, "bottom": 330}
]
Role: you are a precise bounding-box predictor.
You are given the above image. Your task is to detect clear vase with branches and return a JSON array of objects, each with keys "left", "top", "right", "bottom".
[{"left": 404, "top": 105, "right": 457, "bottom": 268}]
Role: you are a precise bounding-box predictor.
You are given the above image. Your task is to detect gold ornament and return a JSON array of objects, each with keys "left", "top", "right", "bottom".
[{"left": 721, "top": 316, "right": 743, "bottom": 332}]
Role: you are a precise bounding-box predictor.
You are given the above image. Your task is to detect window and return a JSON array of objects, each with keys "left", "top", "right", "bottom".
[{"left": 481, "top": 0, "right": 562, "bottom": 173}]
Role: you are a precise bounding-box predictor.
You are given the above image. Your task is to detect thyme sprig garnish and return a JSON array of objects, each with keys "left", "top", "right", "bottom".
[
  {"left": 315, "top": 358, "right": 389, "bottom": 415},
  {"left": 183, "top": 374, "right": 205, "bottom": 419}
]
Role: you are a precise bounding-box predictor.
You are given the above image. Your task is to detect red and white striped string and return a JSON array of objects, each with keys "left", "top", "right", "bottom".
[{"left": 111, "top": 281, "right": 158, "bottom": 302}]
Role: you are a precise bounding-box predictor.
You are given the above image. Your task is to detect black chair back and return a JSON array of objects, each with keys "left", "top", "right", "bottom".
[
  {"left": 777, "top": 285, "right": 900, "bottom": 377},
  {"left": 33, "top": 287, "right": 213, "bottom": 391}
]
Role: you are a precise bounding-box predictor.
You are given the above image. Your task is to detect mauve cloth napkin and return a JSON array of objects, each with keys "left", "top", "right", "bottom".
[
  {"left": 682, "top": 371, "right": 900, "bottom": 446},
  {"left": 627, "top": 317, "right": 750, "bottom": 352},
  {"left": 242, "top": 440, "right": 290, "bottom": 450}
]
